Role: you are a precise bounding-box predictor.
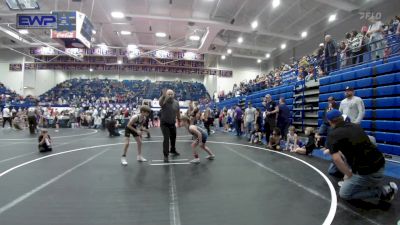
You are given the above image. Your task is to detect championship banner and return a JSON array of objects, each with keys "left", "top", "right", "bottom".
[
  {"left": 30, "top": 47, "right": 205, "bottom": 61},
  {"left": 23, "top": 62, "right": 233, "bottom": 76},
  {"left": 9, "top": 64, "right": 22, "bottom": 71}
]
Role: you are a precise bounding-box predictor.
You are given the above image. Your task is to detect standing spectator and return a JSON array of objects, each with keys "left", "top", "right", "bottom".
[
  {"left": 277, "top": 97, "right": 290, "bottom": 140},
  {"left": 234, "top": 105, "right": 243, "bottom": 136},
  {"left": 339, "top": 41, "right": 348, "bottom": 68},
  {"left": 263, "top": 94, "right": 278, "bottom": 143},
  {"left": 159, "top": 89, "right": 181, "bottom": 163},
  {"left": 367, "top": 16, "right": 384, "bottom": 59},
  {"left": 255, "top": 108, "right": 262, "bottom": 129},
  {"left": 324, "top": 35, "right": 338, "bottom": 73},
  {"left": 319, "top": 96, "right": 339, "bottom": 135},
  {"left": 244, "top": 102, "right": 256, "bottom": 138},
  {"left": 350, "top": 30, "right": 366, "bottom": 65},
  {"left": 2, "top": 106, "right": 12, "bottom": 128},
  {"left": 339, "top": 87, "right": 365, "bottom": 124},
  {"left": 326, "top": 109, "right": 398, "bottom": 202},
  {"left": 100, "top": 107, "right": 106, "bottom": 129}
]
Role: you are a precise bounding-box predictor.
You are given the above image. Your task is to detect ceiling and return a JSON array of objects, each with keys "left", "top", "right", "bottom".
[{"left": 0, "top": 0, "right": 385, "bottom": 60}]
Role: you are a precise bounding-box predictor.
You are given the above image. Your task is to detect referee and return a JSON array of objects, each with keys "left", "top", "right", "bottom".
[{"left": 159, "top": 89, "right": 181, "bottom": 162}]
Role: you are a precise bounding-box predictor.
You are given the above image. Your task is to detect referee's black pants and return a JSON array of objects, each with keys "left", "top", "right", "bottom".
[
  {"left": 2, "top": 117, "right": 12, "bottom": 128},
  {"left": 161, "top": 122, "right": 177, "bottom": 157}
]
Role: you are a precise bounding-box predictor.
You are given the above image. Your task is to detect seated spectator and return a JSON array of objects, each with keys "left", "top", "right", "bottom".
[
  {"left": 38, "top": 129, "right": 52, "bottom": 152},
  {"left": 268, "top": 128, "right": 281, "bottom": 151},
  {"left": 285, "top": 126, "right": 298, "bottom": 151},
  {"left": 292, "top": 127, "right": 316, "bottom": 155},
  {"left": 107, "top": 116, "right": 120, "bottom": 137},
  {"left": 248, "top": 123, "right": 263, "bottom": 144}
]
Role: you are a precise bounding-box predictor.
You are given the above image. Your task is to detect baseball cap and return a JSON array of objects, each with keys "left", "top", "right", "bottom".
[
  {"left": 265, "top": 94, "right": 271, "bottom": 98},
  {"left": 327, "top": 109, "right": 342, "bottom": 121},
  {"left": 345, "top": 86, "right": 354, "bottom": 91}
]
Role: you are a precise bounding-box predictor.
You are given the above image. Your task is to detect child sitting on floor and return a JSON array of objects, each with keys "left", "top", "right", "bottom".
[
  {"left": 285, "top": 126, "right": 298, "bottom": 151},
  {"left": 38, "top": 129, "right": 52, "bottom": 152},
  {"left": 292, "top": 127, "right": 316, "bottom": 155},
  {"left": 248, "top": 123, "right": 263, "bottom": 144},
  {"left": 268, "top": 128, "right": 282, "bottom": 151}
]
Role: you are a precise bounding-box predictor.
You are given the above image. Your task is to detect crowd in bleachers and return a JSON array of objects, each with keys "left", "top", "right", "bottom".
[
  {"left": 1, "top": 82, "right": 38, "bottom": 106},
  {"left": 38, "top": 79, "right": 210, "bottom": 106},
  {"left": 219, "top": 15, "right": 400, "bottom": 101}
]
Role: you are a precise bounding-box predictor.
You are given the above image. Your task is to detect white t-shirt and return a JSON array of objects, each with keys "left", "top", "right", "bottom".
[
  {"left": 245, "top": 107, "right": 256, "bottom": 123},
  {"left": 339, "top": 96, "right": 365, "bottom": 124},
  {"left": 2, "top": 108, "right": 10, "bottom": 118}
]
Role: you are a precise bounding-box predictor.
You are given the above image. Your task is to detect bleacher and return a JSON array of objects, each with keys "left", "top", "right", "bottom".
[
  {"left": 218, "top": 55, "right": 400, "bottom": 156},
  {"left": 319, "top": 55, "right": 400, "bottom": 156},
  {"left": 39, "top": 79, "right": 210, "bottom": 104},
  {"left": 218, "top": 85, "right": 294, "bottom": 118}
]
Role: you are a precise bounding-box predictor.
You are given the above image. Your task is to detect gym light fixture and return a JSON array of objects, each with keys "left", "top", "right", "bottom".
[
  {"left": 281, "top": 43, "right": 286, "bottom": 49},
  {"left": 221, "top": 55, "right": 226, "bottom": 60},
  {"left": 265, "top": 53, "right": 271, "bottom": 58},
  {"left": 328, "top": 14, "right": 336, "bottom": 22},
  {"left": 120, "top": 31, "right": 131, "bottom": 35},
  {"left": 251, "top": 20, "right": 258, "bottom": 29},
  {"left": 227, "top": 49, "right": 232, "bottom": 54},
  {"left": 301, "top": 31, "right": 308, "bottom": 38},
  {"left": 257, "top": 59, "right": 262, "bottom": 63},
  {"left": 189, "top": 35, "right": 201, "bottom": 41},
  {"left": 111, "top": 11, "right": 125, "bottom": 18},
  {"left": 89, "top": 68, "right": 93, "bottom": 72},
  {"left": 272, "top": 0, "right": 280, "bottom": 8},
  {"left": 237, "top": 37, "right": 243, "bottom": 44},
  {"left": 19, "top": 29, "right": 28, "bottom": 34},
  {"left": 117, "top": 60, "right": 123, "bottom": 64},
  {"left": 155, "top": 32, "right": 167, "bottom": 37}
]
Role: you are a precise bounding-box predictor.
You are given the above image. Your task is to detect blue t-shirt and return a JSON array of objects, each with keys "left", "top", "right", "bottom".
[
  {"left": 235, "top": 107, "right": 243, "bottom": 120},
  {"left": 278, "top": 104, "right": 290, "bottom": 124}
]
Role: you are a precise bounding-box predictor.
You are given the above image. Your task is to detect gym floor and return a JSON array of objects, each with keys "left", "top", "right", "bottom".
[{"left": 0, "top": 128, "right": 398, "bottom": 225}]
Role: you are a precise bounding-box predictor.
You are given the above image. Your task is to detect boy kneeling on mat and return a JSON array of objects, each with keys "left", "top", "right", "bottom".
[
  {"left": 181, "top": 116, "right": 215, "bottom": 164},
  {"left": 38, "top": 129, "right": 52, "bottom": 152},
  {"left": 121, "top": 106, "right": 151, "bottom": 166}
]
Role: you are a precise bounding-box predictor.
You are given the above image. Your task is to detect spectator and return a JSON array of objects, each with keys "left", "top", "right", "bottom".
[
  {"left": 292, "top": 127, "right": 316, "bottom": 155},
  {"left": 326, "top": 109, "right": 398, "bottom": 201},
  {"left": 267, "top": 127, "right": 281, "bottom": 150},
  {"left": 339, "top": 86, "right": 365, "bottom": 124},
  {"left": 285, "top": 126, "right": 298, "bottom": 151},
  {"left": 277, "top": 97, "right": 290, "bottom": 140},
  {"left": 244, "top": 102, "right": 256, "bottom": 139},
  {"left": 263, "top": 94, "right": 278, "bottom": 143},
  {"left": 319, "top": 96, "right": 339, "bottom": 135},
  {"left": 255, "top": 108, "right": 262, "bottom": 130},
  {"left": 38, "top": 129, "right": 52, "bottom": 152},
  {"left": 367, "top": 15, "right": 385, "bottom": 59},
  {"left": 2, "top": 106, "right": 12, "bottom": 128},
  {"left": 350, "top": 30, "right": 365, "bottom": 65},
  {"left": 234, "top": 104, "right": 243, "bottom": 136},
  {"left": 107, "top": 116, "right": 120, "bottom": 137},
  {"left": 324, "top": 35, "right": 338, "bottom": 74},
  {"left": 248, "top": 123, "right": 263, "bottom": 144},
  {"left": 339, "top": 41, "right": 348, "bottom": 68}
]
